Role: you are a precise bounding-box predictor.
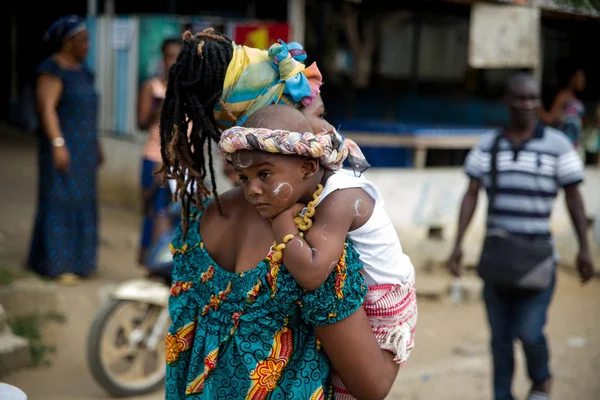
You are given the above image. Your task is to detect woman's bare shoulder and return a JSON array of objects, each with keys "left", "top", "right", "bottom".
[{"left": 202, "top": 187, "right": 247, "bottom": 226}]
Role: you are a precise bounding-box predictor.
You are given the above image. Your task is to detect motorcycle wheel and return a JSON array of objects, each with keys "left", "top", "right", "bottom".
[{"left": 87, "top": 299, "right": 168, "bottom": 397}]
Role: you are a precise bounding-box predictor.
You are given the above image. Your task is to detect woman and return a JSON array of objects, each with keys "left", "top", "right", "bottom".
[
  {"left": 28, "top": 15, "right": 100, "bottom": 284},
  {"left": 161, "top": 30, "right": 399, "bottom": 399},
  {"left": 137, "top": 38, "right": 182, "bottom": 266},
  {"left": 539, "top": 58, "right": 586, "bottom": 151}
]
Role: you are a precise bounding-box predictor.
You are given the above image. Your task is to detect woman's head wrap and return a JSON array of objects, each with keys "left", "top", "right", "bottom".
[
  {"left": 43, "top": 15, "right": 87, "bottom": 47},
  {"left": 213, "top": 40, "right": 323, "bottom": 130},
  {"left": 218, "top": 126, "right": 370, "bottom": 173}
]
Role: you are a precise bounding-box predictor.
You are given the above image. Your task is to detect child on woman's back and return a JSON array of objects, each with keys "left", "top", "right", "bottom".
[{"left": 219, "top": 104, "right": 417, "bottom": 399}]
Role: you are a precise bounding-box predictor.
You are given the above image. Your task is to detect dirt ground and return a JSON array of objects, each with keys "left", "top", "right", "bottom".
[{"left": 1, "top": 127, "right": 599, "bottom": 400}]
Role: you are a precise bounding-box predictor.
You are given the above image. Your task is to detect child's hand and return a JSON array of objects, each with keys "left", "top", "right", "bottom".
[
  {"left": 270, "top": 203, "right": 306, "bottom": 225},
  {"left": 286, "top": 203, "right": 306, "bottom": 218}
]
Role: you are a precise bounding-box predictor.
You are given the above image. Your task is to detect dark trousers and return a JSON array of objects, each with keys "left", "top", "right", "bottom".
[{"left": 483, "top": 276, "right": 556, "bottom": 400}]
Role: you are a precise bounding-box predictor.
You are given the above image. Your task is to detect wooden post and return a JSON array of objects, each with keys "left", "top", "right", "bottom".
[
  {"left": 414, "top": 147, "right": 427, "bottom": 169},
  {"left": 288, "top": 0, "right": 306, "bottom": 44},
  {"left": 88, "top": 0, "right": 97, "bottom": 16}
]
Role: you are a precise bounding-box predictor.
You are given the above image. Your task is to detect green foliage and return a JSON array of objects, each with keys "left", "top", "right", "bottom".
[
  {"left": 9, "top": 312, "right": 67, "bottom": 367},
  {"left": 0, "top": 264, "right": 30, "bottom": 286}
]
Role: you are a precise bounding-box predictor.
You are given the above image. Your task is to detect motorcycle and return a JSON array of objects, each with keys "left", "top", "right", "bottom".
[{"left": 87, "top": 205, "right": 180, "bottom": 397}]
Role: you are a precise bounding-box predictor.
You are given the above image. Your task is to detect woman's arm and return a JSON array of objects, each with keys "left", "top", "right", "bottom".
[
  {"left": 271, "top": 188, "right": 373, "bottom": 291},
  {"left": 538, "top": 90, "right": 568, "bottom": 125},
  {"left": 315, "top": 308, "right": 399, "bottom": 400},
  {"left": 37, "top": 73, "right": 63, "bottom": 143},
  {"left": 137, "top": 81, "right": 159, "bottom": 130},
  {"left": 37, "top": 73, "right": 70, "bottom": 173}
]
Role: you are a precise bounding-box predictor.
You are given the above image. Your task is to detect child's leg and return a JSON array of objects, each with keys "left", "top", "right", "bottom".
[{"left": 364, "top": 282, "right": 418, "bottom": 365}]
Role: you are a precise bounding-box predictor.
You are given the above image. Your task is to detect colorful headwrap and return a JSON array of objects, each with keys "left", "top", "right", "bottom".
[
  {"left": 43, "top": 15, "right": 87, "bottom": 45},
  {"left": 218, "top": 126, "right": 370, "bottom": 173},
  {"left": 213, "top": 40, "right": 323, "bottom": 130}
]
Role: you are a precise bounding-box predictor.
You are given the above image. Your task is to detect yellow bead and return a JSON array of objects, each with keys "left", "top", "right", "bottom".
[
  {"left": 283, "top": 234, "right": 295, "bottom": 244},
  {"left": 293, "top": 184, "right": 323, "bottom": 233}
]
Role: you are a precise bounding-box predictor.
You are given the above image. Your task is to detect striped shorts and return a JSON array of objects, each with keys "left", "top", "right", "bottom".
[{"left": 332, "top": 280, "right": 418, "bottom": 399}]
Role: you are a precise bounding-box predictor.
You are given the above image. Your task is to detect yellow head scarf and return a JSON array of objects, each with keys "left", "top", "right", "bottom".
[{"left": 213, "top": 40, "right": 322, "bottom": 130}]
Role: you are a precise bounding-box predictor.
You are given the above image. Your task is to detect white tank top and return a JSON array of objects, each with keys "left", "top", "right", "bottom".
[{"left": 312, "top": 169, "right": 415, "bottom": 287}]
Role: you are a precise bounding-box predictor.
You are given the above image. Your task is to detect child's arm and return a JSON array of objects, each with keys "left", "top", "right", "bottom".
[{"left": 270, "top": 188, "right": 373, "bottom": 291}]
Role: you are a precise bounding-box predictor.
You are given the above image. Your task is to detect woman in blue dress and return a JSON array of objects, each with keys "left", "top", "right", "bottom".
[{"left": 28, "top": 15, "right": 101, "bottom": 284}]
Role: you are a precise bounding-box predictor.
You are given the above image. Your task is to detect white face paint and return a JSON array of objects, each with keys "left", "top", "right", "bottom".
[
  {"left": 320, "top": 235, "right": 328, "bottom": 241},
  {"left": 272, "top": 182, "right": 293, "bottom": 201},
  {"left": 233, "top": 152, "right": 253, "bottom": 169},
  {"left": 288, "top": 238, "right": 304, "bottom": 250},
  {"left": 328, "top": 260, "right": 338, "bottom": 271},
  {"left": 311, "top": 248, "right": 320, "bottom": 258},
  {"left": 354, "top": 199, "right": 368, "bottom": 217}
]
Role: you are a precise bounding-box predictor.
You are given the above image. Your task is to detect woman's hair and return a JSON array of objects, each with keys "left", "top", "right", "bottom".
[
  {"left": 43, "top": 15, "right": 87, "bottom": 54},
  {"left": 158, "top": 29, "right": 324, "bottom": 238},
  {"left": 157, "top": 29, "right": 234, "bottom": 236}
]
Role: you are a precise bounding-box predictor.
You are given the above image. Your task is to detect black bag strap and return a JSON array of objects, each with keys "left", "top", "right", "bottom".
[{"left": 487, "top": 131, "right": 504, "bottom": 215}]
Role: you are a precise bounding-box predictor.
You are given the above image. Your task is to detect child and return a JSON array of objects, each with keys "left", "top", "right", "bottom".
[{"left": 219, "top": 104, "right": 418, "bottom": 399}]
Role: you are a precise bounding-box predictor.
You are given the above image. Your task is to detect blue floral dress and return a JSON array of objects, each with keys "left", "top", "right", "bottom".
[{"left": 166, "top": 208, "right": 367, "bottom": 399}]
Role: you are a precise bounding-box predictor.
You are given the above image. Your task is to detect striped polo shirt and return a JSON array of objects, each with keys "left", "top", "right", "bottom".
[{"left": 465, "top": 124, "right": 585, "bottom": 238}]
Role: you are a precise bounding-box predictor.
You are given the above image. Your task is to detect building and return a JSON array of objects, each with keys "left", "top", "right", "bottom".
[{"left": 4, "top": 0, "right": 600, "bottom": 167}]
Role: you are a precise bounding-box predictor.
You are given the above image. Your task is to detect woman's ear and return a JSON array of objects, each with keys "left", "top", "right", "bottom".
[{"left": 301, "top": 158, "right": 319, "bottom": 179}]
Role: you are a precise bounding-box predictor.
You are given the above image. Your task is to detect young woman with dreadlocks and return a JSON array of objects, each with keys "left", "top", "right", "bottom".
[{"left": 162, "top": 29, "right": 408, "bottom": 399}]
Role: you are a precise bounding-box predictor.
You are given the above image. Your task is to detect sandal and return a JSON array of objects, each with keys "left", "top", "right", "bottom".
[
  {"left": 57, "top": 273, "right": 80, "bottom": 286},
  {"left": 528, "top": 391, "right": 549, "bottom": 400}
]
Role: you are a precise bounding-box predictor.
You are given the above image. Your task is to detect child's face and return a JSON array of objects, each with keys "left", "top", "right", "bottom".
[{"left": 232, "top": 150, "right": 316, "bottom": 219}]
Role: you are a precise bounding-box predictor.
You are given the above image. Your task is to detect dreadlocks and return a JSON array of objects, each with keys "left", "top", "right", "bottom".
[{"left": 158, "top": 29, "right": 234, "bottom": 238}]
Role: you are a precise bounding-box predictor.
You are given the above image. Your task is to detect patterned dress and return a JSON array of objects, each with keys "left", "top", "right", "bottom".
[
  {"left": 166, "top": 209, "right": 367, "bottom": 399},
  {"left": 560, "top": 98, "right": 585, "bottom": 151},
  {"left": 28, "top": 58, "right": 99, "bottom": 278}
]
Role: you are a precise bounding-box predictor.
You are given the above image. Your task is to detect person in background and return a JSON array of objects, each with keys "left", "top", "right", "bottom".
[
  {"left": 28, "top": 15, "right": 101, "bottom": 285},
  {"left": 448, "top": 73, "right": 594, "bottom": 400},
  {"left": 538, "top": 58, "right": 586, "bottom": 154},
  {"left": 581, "top": 103, "right": 600, "bottom": 165},
  {"left": 136, "top": 38, "right": 182, "bottom": 266}
]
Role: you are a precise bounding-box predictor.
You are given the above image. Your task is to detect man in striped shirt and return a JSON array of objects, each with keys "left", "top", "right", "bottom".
[{"left": 447, "top": 73, "right": 595, "bottom": 400}]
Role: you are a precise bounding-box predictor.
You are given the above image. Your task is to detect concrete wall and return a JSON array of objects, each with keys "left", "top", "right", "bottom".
[
  {"left": 99, "top": 136, "right": 600, "bottom": 268},
  {"left": 361, "top": 168, "right": 600, "bottom": 269}
]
